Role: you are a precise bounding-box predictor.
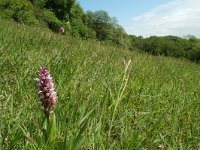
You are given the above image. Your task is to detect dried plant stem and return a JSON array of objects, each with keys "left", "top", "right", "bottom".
[{"left": 108, "top": 60, "right": 132, "bottom": 142}]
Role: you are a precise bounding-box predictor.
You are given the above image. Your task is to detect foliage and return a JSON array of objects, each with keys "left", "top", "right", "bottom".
[
  {"left": 83, "top": 10, "right": 130, "bottom": 46},
  {"left": 0, "top": 0, "right": 39, "bottom": 25},
  {"left": 0, "top": 0, "right": 127, "bottom": 44},
  {"left": 29, "top": 0, "right": 47, "bottom": 8},
  {"left": 0, "top": 0, "right": 200, "bottom": 63},
  {"left": 42, "top": 9, "right": 63, "bottom": 32},
  {"left": 143, "top": 36, "right": 191, "bottom": 57},
  {"left": 44, "top": 0, "right": 75, "bottom": 21},
  {"left": 188, "top": 41, "right": 200, "bottom": 63},
  {"left": 1, "top": 19, "right": 200, "bottom": 149},
  {"left": 129, "top": 35, "right": 200, "bottom": 63}
]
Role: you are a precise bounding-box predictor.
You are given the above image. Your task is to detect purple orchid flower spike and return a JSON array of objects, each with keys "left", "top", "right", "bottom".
[
  {"left": 59, "top": 27, "right": 64, "bottom": 33},
  {"left": 35, "top": 67, "right": 57, "bottom": 117}
]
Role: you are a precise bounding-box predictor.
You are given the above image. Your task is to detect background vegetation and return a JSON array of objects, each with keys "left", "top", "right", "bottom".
[{"left": 1, "top": 0, "right": 200, "bottom": 63}]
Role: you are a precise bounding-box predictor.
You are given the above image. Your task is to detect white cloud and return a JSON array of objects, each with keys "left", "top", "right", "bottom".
[{"left": 125, "top": 0, "right": 200, "bottom": 37}]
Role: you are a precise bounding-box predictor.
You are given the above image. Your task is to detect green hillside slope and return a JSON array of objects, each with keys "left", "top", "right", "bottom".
[{"left": 1, "top": 19, "right": 200, "bottom": 149}]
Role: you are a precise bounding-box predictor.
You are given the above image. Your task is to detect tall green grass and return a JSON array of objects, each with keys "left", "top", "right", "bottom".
[{"left": 1, "top": 19, "right": 200, "bottom": 149}]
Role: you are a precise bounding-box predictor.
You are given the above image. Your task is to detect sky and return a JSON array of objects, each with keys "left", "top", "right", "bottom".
[{"left": 77, "top": 0, "right": 200, "bottom": 38}]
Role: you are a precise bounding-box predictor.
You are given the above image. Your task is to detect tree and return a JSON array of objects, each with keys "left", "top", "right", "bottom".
[
  {"left": 45, "top": 0, "right": 75, "bottom": 21},
  {"left": 188, "top": 41, "right": 200, "bottom": 63}
]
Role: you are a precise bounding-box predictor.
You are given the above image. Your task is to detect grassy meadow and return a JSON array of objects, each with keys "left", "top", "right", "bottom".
[{"left": 1, "top": 19, "right": 200, "bottom": 149}]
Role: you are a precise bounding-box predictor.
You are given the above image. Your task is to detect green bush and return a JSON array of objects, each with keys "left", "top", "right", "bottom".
[
  {"left": 47, "top": 20, "right": 63, "bottom": 32},
  {"left": 85, "top": 27, "right": 96, "bottom": 39},
  {"left": 188, "top": 42, "right": 200, "bottom": 63},
  {"left": 0, "top": 0, "right": 39, "bottom": 25},
  {"left": 29, "top": 0, "right": 47, "bottom": 8},
  {"left": 42, "top": 9, "right": 63, "bottom": 32},
  {"left": 63, "top": 21, "right": 72, "bottom": 33},
  {"left": 13, "top": 9, "right": 39, "bottom": 25}
]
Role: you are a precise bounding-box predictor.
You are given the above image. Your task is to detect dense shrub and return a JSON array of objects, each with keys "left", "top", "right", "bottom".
[
  {"left": 0, "top": 0, "right": 39, "bottom": 25},
  {"left": 188, "top": 42, "right": 200, "bottom": 63},
  {"left": 42, "top": 9, "right": 63, "bottom": 32},
  {"left": 29, "top": 0, "right": 47, "bottom": 8},
  {"left": 142, "top": 36, "right": 192, "bottom": 58}
]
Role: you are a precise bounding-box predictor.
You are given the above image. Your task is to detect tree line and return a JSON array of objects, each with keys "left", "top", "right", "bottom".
[
  {"left": 0, "top": 0, "right": 200, "bottom": 63},
  {"left": 128, "top": 35, "right": 200, "bottom": 63}
]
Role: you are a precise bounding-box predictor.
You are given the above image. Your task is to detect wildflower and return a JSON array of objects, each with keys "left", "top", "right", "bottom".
[
  {"left": 92, "top": 52, "right": 97, "bottom": 57},
  {"left": 59, "top": 27, "right": 64, "bottom": 33},
  {"left": 35, "top": 67, "right": 57, "bottom": 117}
]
